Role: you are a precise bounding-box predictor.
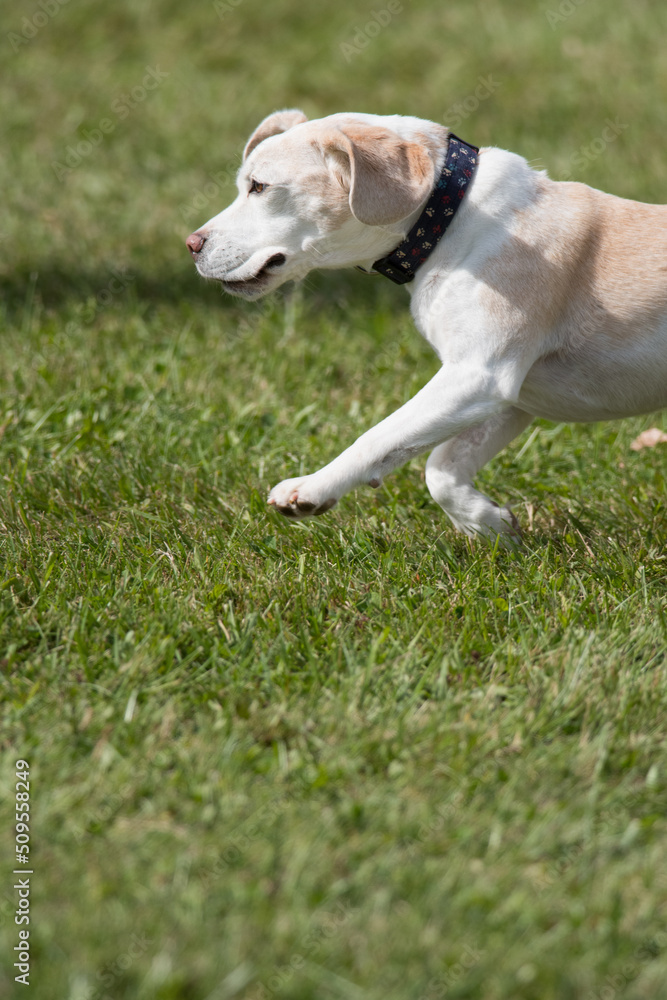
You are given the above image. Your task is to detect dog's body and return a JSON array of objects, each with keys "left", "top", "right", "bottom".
[{"left": 186, "top": 110, "right": 667, "bottom": 541}]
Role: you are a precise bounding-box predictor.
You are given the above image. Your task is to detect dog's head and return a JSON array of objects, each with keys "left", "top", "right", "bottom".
[{"left": 185, "top": 110, "right": 442, "bottom": 299}]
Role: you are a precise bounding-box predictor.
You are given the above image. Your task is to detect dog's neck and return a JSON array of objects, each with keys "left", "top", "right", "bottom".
[{"left": 360, "top": 135, "right": 479, "bottom": 285}]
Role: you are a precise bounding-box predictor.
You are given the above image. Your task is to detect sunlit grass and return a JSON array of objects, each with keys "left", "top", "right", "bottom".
[{"left": 1, "top": 1, "right": 667, "bottom": 997}]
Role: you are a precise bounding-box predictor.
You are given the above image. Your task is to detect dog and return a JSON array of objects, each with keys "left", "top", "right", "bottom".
[{"left": 186, "top": 109, "right": 667, "bottom": 542}]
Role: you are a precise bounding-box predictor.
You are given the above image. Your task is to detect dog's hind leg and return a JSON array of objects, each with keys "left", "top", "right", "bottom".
[{"left": 425, "top": 406, "right": 532, "bottom": 543}]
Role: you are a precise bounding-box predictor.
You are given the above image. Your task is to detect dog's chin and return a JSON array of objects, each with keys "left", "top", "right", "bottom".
[
  {"left": 221, "top": 274, "right": 278, "bottom": 300},
  {"left": 218, "top": 253, "right": 288, "bottom": 300}
]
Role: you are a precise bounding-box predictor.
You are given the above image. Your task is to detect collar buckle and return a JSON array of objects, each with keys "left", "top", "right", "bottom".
[{"left": 372, "top": 259, "right": 414, "bottom": 284}]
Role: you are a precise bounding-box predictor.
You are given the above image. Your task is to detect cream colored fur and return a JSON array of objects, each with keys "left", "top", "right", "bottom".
[{"left": 186, "top": 110, "right": 667, "bottom": 542}]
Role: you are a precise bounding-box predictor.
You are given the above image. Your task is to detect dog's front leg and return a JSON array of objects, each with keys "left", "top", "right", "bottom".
[{"left": 268, "top": 363, "right": 514, "bottom": 520}]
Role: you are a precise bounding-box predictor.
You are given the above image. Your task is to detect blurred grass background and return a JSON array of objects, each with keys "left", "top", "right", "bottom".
[{"left": 1, "top": 1, "right": 667, "bottom": 998}]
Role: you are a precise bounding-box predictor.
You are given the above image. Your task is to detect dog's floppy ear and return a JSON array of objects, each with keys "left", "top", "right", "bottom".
[
  {"left": 321, "top": 125, "right": 436, "bottom": 226},
  {"left": 243, "top": 109, "right": 308, "bottom": 160}
]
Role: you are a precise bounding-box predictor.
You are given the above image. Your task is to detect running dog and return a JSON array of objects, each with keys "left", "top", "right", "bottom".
[{"left": 186, "top": 110, "right": 667, "bottom": 542}]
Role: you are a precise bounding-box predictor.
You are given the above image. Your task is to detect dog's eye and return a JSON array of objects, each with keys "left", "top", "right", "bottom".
[{"left": 249, "top": 179, "right": 266, "bottom": 194}]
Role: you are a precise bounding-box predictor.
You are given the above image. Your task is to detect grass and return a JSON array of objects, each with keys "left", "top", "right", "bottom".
[{"left": 2, "top": 0, "right": 667, "bottom": 997}]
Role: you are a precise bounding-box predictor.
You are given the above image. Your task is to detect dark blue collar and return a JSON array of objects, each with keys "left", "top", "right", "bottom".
[{"left": 369, "top": 134, "right": 479, "bottom": 285}]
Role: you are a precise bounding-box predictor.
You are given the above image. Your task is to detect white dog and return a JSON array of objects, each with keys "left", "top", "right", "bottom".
[{"left": 186, "top": 109, "right": 667, "bottom": 542}]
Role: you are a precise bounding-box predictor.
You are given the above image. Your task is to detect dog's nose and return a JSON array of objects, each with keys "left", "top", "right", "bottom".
[{"left": 186, "top": 232, "right": 206, "bottom": 256}]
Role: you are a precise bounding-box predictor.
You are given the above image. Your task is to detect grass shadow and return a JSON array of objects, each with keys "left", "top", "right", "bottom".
[{"left": 0, "top": 259, "right": 411, "bottom": 320}]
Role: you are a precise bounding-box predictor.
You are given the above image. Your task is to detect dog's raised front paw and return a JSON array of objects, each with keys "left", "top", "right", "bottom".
[{"left": 267, "top": 476, "right": 338, "bottom": 519}]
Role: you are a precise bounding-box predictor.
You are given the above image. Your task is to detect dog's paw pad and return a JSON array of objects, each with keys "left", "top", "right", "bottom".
[
  {"left": 267, "top": 480, "right": 338, "bottom": 520},
  {"left": 314, "top": 498, "right": 337, "bottom": 515},
  {"left": 278, "top": 506, "right": 300, "bottom": 518}
]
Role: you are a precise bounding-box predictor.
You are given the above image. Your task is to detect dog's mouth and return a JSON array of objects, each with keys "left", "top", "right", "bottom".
[{"left": 221, "top": 253, "right": 287, "bottom": 296}]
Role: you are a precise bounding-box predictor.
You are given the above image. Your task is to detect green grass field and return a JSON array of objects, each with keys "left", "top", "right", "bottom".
[{"left": 2, "top": 1, "right": 667, "bottom": 997}]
